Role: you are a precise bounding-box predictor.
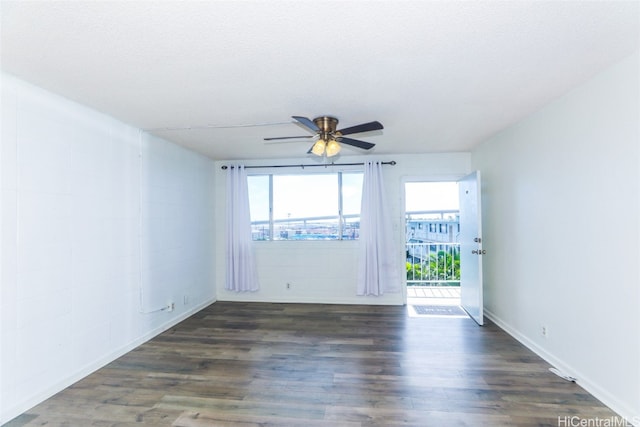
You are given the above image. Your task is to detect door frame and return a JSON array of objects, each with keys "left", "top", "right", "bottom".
[{"left": 401, "top": 175, "right": 466, "bottom": 306}]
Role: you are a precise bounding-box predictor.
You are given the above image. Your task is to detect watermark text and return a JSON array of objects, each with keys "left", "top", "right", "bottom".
[{"left": 558, "top": 416, "right": 639, "bottom": 427}]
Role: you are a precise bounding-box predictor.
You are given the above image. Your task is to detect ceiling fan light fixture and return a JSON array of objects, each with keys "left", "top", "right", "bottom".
[
  {"left": 311, "top": 139, "right": 326, "bottom": 156},
  {"left": 268, "top": 115, "right": 381, "bottom": 155},
  {"left": 325, "top": 139, "right": 341, "bottom": 157}
]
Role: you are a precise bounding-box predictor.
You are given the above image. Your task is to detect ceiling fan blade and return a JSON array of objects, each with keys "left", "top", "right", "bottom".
[
  {"left": 337, "top": 121, "right": 383, "bottom": 136},
  {"left": 292, "top": 116, "right": 320, "bottom": 133},
  {"left": 264, "top": 135, "right": 313, "bottom": 141},
  {"left": 338, "top": 137, "right": 375, "bottom": 150}
]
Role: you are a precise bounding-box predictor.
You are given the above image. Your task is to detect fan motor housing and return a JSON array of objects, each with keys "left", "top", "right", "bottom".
[{"left": 313, "top": 116, "right": 338, "bottom": 133}]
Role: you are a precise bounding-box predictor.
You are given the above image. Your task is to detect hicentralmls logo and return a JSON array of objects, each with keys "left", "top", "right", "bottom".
[{"left": 557, "top": 416, "right": 639, "bottom": 427}]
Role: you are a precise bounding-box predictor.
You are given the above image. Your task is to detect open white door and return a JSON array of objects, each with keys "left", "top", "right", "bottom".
[{"left": 458, "top": 171, "right": 484, "bottom": 325}]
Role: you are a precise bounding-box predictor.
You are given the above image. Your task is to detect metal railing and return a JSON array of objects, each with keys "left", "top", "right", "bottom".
[{"left": 406, "top": 242, "right": 460, "bottom": 286}]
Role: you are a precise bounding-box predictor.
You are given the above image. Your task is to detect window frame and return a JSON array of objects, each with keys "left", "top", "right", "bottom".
[{"left": 248, "top": 170, "right": 363, "bottom": 241}]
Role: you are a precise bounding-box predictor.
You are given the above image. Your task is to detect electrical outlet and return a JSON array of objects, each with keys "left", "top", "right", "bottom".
[
  {"left": 168, "top": 302, "right": 175, "bottom": 312},
  {"left": 183, "top": 295, "right": 189, "bottom": 305},
  {"left": 286, "top": 283, "right": 291, "bottom": 290},
  {"left": 541, "top": 325, "right": 548, "bottom": 338}
]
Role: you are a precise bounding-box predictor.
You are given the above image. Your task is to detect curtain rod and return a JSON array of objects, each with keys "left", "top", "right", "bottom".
[{"left": 221, "top": 160, "right": 396, "bottom": 170}]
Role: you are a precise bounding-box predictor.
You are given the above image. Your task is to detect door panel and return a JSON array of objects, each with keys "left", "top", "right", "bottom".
[{"left": 458, "top": 171, "right": 484, "bottom": 325}]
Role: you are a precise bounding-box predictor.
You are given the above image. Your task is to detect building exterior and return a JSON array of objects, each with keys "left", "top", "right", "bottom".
[{"left": 406, "top": 210, "right": 460, "bottom": 244}]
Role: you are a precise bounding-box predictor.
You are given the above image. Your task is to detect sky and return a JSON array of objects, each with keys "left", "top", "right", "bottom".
[{"left": 405, "top": 182, "right": 459, "bottom": 212}]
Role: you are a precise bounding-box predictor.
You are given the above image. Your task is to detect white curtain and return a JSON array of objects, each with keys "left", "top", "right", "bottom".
[
  {"left": 226, "top": 165, "right": 260, "bottom": 292},
  {"left": 357, "top": 161, "right": 400, "bottom": 296}
]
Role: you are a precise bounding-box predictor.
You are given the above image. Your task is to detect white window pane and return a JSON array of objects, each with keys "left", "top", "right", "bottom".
[
  {"left": 248, "top": 175, "right": 269, "bottom": 221},
  {"left": 247, "top": 171, "right": 364, "bottom": 241},
  {"left": 273, "top": 174, "right": 338, "bottom": 240},
  {"left": 342, "top": 172, "right": 362, "bottom": 240},
  {"left": 342, "top": 172, "right": 363, "bottom": 215},
  {"left": 248, "top": 175, "right": 270, "bottom": 240},
  {"left": 273, "top": 174, "right": 338, "bottom": 219}
]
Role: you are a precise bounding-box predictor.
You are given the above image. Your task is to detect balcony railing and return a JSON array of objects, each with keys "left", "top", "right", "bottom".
[{"left": 406, "top": 242, "right": 460, "bottom": 286}]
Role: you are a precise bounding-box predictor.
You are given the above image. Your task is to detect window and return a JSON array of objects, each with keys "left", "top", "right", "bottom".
[
  {"left": 248, "top": 172, "right": 363, "bottom": 241},
  {"left": 247, "top": 175, "right": 270, "bottom": 240}
]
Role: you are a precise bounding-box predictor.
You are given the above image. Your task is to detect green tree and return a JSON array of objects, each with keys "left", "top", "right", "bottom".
[{"left": 407, "top": 249, "right": 460, "bottom": 285}]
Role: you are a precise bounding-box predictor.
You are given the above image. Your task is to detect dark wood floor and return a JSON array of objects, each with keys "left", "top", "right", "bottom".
[{"left": 6, "top": 302, "right": 624, "bottom": 427}]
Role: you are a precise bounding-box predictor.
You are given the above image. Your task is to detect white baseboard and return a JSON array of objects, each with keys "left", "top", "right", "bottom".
[
  {"left": 0, "top": 298, "right": 216, "bottom": 425},
  {"left": 484, "top": 308, "right": 639, "bottom": 427},
  {"left": 216, "top": 293, "right": 404, "bottom": 306},
  {"left": 217, "top": 296, "right": 404, "bottom": 305}
]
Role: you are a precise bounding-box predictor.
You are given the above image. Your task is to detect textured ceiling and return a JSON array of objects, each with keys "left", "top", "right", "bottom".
[{"left": 2, "top": 1, "right": 638, "bottom": 160}]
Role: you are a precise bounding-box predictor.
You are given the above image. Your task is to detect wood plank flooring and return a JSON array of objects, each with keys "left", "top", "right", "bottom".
[{"left": 4, "top": 302, "right": 625, "bottom": 427}]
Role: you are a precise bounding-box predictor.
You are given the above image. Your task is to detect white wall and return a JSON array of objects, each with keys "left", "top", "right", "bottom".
[
  {"left": 0, "top": 74, "right": 216, "bottom": 424},
  {"left": 214, "top": 153, "right": 471, "bottom": 305},
  {"left": 472, "top": 52, "right": 639, "bottom": 422}
]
